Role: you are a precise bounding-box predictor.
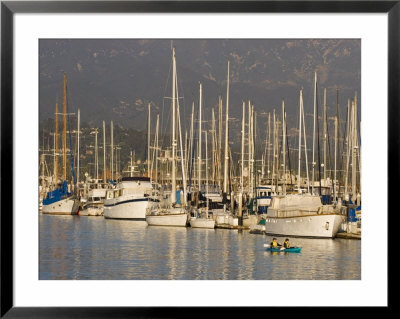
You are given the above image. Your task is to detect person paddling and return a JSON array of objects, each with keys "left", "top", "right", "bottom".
[
  {"left": 284, "top": 238, "right": 290, "bottom": 249},
  {"left": 270, "top": 238, "right": 281, "bottom": 248}
]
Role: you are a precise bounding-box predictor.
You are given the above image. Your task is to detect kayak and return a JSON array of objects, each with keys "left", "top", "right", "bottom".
[{"left": 266, "top": 247, "right": 302, "bottom": 253}]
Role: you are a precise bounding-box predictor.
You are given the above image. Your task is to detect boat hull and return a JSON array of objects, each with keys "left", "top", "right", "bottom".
[
  {"left": 189, "top": 218, "right": 215, "bottom": 229},
  {"left": 42, "top": 197, "right": 79, "bottom": 215},
  {"left": 146, "top": 213, "right": 188, "bottom": 227},
  {"left": 104, "top": 198, "right": 156, "bottom": 220},
  {"left": 265, "top": 214, "right": 346, "bottom": 238},
  {"left": 266, "top": 247, "right": 302, "bottom": 253}
]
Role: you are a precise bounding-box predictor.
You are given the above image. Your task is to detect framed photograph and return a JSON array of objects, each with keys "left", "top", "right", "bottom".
[{"left": 1, "top": 0, "right": 395, "bottom": 317}]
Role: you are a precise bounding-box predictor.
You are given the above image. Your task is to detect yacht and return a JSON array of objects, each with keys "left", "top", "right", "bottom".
[
  {"left": 103, "top": 176, "right": 160, "bottom": 220},
  {"left": 264, "top": 194, "right": 346, "bottom": 238}
]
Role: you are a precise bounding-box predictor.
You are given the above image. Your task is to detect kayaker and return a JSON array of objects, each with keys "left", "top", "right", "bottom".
[
  {"left": 270, "top": 238, "right": 281, "bottom": 247},
  {"left": 284, "top": 238, "right": 290, "bottom": 249}
]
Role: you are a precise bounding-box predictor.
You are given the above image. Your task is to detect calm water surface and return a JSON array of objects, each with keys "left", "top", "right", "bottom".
[{"left": 39, "top": 214, "right": 361, "bottom": 280}]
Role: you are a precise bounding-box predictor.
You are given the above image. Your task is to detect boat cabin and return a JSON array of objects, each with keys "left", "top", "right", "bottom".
[{"left": 256, "top": 186, "right": 274, "bottom": 214}]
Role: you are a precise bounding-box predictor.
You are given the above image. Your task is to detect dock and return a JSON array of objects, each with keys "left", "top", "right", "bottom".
[
  {"left": 336, "top": 232, "right": 361, "bottom": 240},
  {"left": 215, "top": 224, "right": 249, "bottom": 230},
  {"left": 249, "top": 229, "right": 266, "bottom": 235}
]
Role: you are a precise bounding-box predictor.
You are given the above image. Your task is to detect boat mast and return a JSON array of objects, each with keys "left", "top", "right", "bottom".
[
  {"left": 63, "top": 73, "right": 67, "bottom": 181},
  {"left": 336, "top": 88, "right": 342, "bottom": 193},
  {"left": 176, "top": 73, "right": 187, "bottom": 205},
  {"left": 267, "top": 112, "right": 271, "bottom": 180},
  {"left": 198, "top": 82, "right": 202, "bottom": 191},
  {"left": 110, "top": 120, "right": 114, "bottom": 180},
  {"left": 218, "top": 96, "right": 223, "bottom": 189},
  {"left": 334, "top": 116, "right": 338, "bottom": 202},
  {"left": 323, "top": 88, "right": 327, "bottom": 182},
  {"left": 272, "top": 109, "right": 276, "bottom": 185},
  {"left": 248, "top": 100, "right": 252, "bottom": 195},
  {"left": 95, "top": 128, "right": 98, "bottom": 181},
  {"left": 77, "top": 109, "right": 80, "bottom": 185},
  {"left": 344, "top": 99, "right": 351, "bottom": 198},
  {"left": 316, "top": 81, "right": 322, "bottom": 197},
  {"left": 211, "top": 108, "right": 216, "bottom": 184},
  {"left": 54, "top": 102, "right": 59, "bottom": 184},
  {"left": 301, "top": 91, "right": 310, "bottom": 193},
  {"left": 171, "top": 47, "right": 177, "bottom": 204},
  {"left": 147, "top": 103, "right": 151, "bottom": 180},
  {"left": 239, "top": 101, "right": 245, "bottom": 221},
  {"left": 253, "top": 106, "right": 257, "bottom": 202},
  {"left": 312, "top": 71, "right": 317, "bottom": 195},
  {"left": 282, "top": 99, "right": 286, "bottom": 193},
  {"left": 241, "top": 101, "right": 245, "bottom": 194},
  {"left": 205, "top": 130, "right": 209, "bottom": 214},
  {"left": 262, "top": 112, "right": 269, "bottom": 180},
  {"left": 188, "top": 102, "right": 194, "bottom": 192},
  {"left": 155, "top": 114, "right": 160, "bottom": 184},
  {"left": 103, "top": 120, "right": 106, "bottom": 182},
  {"left": 297, "top": 90, "right": 303, "bottom": 193},
  {"left": 223, "top": 60, "right": 230, "bottom": 198},
  {"left": 352, "top": 92, "right": 358, "bottom": 200}
]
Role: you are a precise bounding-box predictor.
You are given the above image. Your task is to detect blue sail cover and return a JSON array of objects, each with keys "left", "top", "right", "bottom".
[{"left": 43, "top": 181, "right": 73, "bottom": 205}]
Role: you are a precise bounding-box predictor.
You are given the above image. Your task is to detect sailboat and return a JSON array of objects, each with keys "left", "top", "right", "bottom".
[
  {"left": 190, "top": 95, "right": 215, "bottom": 229},
  {"left": 146, "top": 47, "right": 189, "bottom": 227},
  {"left": 79, "top": 126, "right": 109, "bottom": 216},
  {"left": 42, "top": 74, "right": 79, "bottom": 215}
]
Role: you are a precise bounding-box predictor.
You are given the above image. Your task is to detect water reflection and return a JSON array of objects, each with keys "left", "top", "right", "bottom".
[{"left": 39, "top": 215, "right": 361, "bottom": 280}]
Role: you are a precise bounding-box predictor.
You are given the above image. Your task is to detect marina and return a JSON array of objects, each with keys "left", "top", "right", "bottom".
[{"left": 39, "top": 39, "right": 362, "bottom": 281}]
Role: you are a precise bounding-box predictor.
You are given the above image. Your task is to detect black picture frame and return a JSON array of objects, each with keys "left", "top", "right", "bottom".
[{"left": 1, "top": 1, "right": 394, "bottom": 317}]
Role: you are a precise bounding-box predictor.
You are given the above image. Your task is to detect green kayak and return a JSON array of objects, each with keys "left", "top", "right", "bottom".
[{"left": 266, "top": 247, "right": 302, "bottom": 253}]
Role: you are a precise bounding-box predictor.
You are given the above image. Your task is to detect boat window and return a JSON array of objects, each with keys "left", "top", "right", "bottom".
[
  {"left": 94, "top": 197, "right": 100, "bottom": 201},
  {"left": 107, "top": 191, "right": 113, "bottom": 199}
]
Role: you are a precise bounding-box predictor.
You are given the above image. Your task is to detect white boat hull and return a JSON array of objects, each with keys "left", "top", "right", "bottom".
[
  {"left": 42, "top": 197, "right": 79, "bottom": 215},
  {"left": 146, "top": 213, "right": 188, "bottom": 227},
  {"left": 265, "top": 214, "right": 346, "bottom": 238},
  {"left": 104, "top": 198, "right": 156, "bottom": 220},
  {"left": 189, "top": 218, "right": 215, "bottom": 229}
]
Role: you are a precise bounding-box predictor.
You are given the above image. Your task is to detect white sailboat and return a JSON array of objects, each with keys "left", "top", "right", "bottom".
[
  {"left": 42, "top": 74, "right": 79, "bottom": 215},
  {"left": 146, "top": 47, "right": 188, "bottom": 227},
  {"left": 190, "top": 108, "right": 215, "bottom": 229}
]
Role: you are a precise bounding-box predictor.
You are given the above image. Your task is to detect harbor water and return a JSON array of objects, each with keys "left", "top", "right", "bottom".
[{"left": 39, "top": 214, "right": 361, "bottom": 280}]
